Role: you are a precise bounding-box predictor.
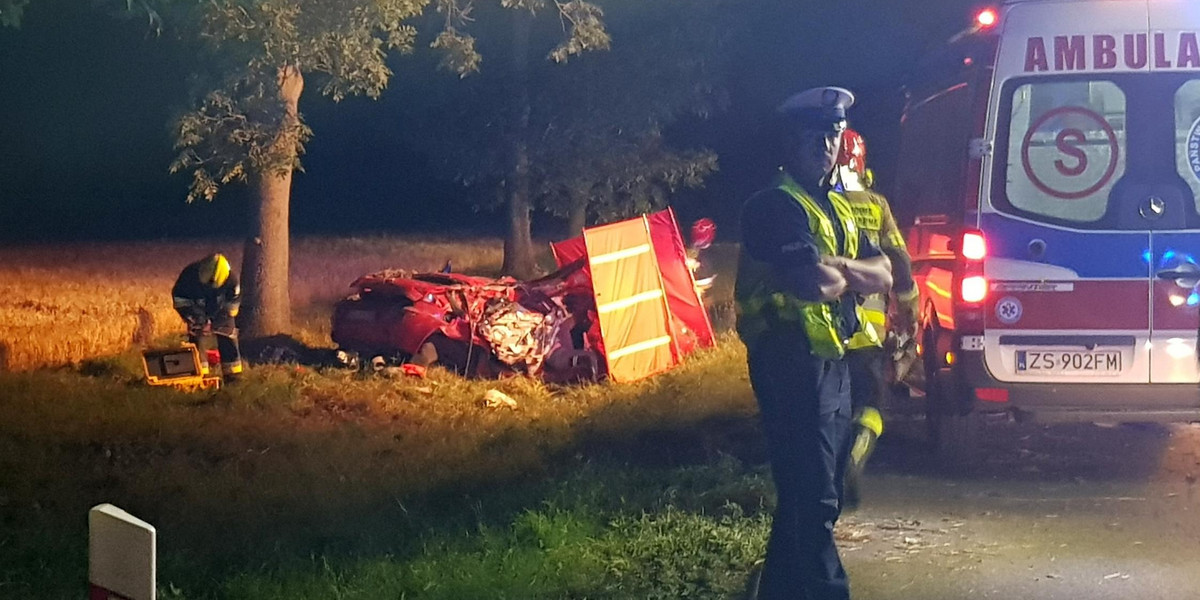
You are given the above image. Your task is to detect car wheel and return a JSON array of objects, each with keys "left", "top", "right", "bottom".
[
  {"left": 923, "top": 327, "right": 980, "bottom": 471},
  {"left": 928, "top": 405, "right": 981, "bottom": 471},
  {"left": 410, "top": 340, "right": 439, "bottom": 368}
]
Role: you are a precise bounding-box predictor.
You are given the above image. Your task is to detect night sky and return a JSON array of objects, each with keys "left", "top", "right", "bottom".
[{"left": 0, "top": 0, "right": 981, "bottom": 243}]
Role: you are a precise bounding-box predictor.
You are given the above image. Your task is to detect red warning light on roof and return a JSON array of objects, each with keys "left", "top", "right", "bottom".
[{"left": 976, "top": 8, "right": 998, "bottom": 28}]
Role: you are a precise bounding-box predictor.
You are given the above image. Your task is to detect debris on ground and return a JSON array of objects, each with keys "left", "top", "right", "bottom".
[
  {"left": 836, "top": 516, "right": 999, "bottom": 567},
  {"left": 482, "top": 389, "right": 518, "bottom": 409},
  {"left": 381, "top": 364, "right": 429, "bottom": 379}
]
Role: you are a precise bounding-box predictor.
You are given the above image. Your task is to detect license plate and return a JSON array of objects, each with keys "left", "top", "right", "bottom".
[{"left": 1016, "top": 350, "right": 1122, "bottom": 374}]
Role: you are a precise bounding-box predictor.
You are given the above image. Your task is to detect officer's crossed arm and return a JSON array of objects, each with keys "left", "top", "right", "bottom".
[
  {"left": 813, "top": 262, "right": 850, "bottom": 302},
  {"left": 821, "top": 234, "right": 892, "bottom": 296},
  {"left": 742, "top": 190, "right": 848, "bottom": 302}
]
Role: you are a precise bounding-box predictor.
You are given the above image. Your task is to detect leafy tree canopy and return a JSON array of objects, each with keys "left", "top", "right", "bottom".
[
  {"left": 432, "top": 0, "right": 610, "bottom": 74},
  {"left": 163, "top": 0, "right": 606, "bottom": 203},
  {"left": 166, "top": 0, "right": 427, "bottom": 201},
  {"left": 0, "top": 0, "right": 29, "bottom": 27},
  {"left": 394, "top": 0, "right": 730, "bottom": 231}
]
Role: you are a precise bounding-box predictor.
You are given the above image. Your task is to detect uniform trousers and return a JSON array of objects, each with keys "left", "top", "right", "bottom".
[
  {"left": 747, "top": 334, "right": 853, "bottom": 600},
  {"left": 847, "top": 346, "right": 885, "bottom": 415}
]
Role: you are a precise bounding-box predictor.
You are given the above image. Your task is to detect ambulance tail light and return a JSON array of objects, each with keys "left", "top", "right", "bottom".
[
  {"left": 961, "top": 275, "right": 988, "bottom": 303},
  {"left": 961, "top": 230, "right": 987, "bottom": 261},
  {"left": 956, "top": 229, "right": 989, "bottom": 309}
]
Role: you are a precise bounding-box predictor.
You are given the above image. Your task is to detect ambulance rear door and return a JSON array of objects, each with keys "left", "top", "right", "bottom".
[
  {"left": 981, "top": 1, "right": 1153, "bottom": 386},
  {"left": 1147, "top": 2, "right": 1200, "bottom": 384}
]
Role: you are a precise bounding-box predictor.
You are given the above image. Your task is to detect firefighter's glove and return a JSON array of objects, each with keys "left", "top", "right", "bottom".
[
  {"left": 894, "top": 289, "right": 920, "bottom": 339},
  {"left": 184, "top": 316, "right": 206, "bottom": 339}
]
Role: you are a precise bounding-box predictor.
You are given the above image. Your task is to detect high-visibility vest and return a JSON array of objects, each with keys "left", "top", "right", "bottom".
[{"left": 736, "top": 174, "right": 881, "bottom": 359}]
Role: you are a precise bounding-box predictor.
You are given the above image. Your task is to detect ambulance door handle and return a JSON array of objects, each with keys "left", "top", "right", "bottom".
[
  {"left": 1027, "top": 239, "right": 1046, "bottom": 259},
  {"left": 1155, "top": 264, "right": 1200, "bottom": 282}
]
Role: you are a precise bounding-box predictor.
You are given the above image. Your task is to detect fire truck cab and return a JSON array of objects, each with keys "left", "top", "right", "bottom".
[{"left": 895, "top": 0, "right": 1200, "bottom": 458}]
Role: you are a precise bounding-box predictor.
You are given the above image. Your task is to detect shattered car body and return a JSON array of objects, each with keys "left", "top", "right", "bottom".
[
  {"left": 331, "top": 262, "right": 603, "bottom": 382},
  {"left": 331, "top": 209, "right": 716, "bottom": 383}
]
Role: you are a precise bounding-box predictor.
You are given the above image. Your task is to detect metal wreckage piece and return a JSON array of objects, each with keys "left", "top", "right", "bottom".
[{"left": 476, "top": 297, "right": 567, "bottom": 375}]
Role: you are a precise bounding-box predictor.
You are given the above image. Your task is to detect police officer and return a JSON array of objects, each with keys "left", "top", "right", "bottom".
[
  {"left": 736, "top": 87, "right": 893, "bottom": 600},
  {"left": 835, "top": 129, "right": 920, "bottom": 510},
  {"left": 172, "top": 253, "right": 245, "bottom": 380}
]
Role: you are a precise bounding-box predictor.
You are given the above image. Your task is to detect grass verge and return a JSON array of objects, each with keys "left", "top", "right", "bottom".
[{"left": 0, "top": 333, "right": 771, "bottom": 599}]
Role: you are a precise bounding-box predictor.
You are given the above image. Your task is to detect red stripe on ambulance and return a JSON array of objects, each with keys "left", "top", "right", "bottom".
[
  {"left": 1024, "top": 33, "right": 1200, "bottom": 72},
  {"left": 985, "top": 280, "right": 1148, "bottom": 330},
  {"left": 1152, "top": 280, "right": 1200, "bottom": 331}
]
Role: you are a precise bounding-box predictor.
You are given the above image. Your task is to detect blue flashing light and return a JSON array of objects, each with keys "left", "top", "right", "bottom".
[
  {"left": 1187, "top": 292, "right": 1200, "bottom": 307},
  {"left": 1143, "top": 249, "right": 1153, "bottom": 264},
  {"left": 1164, "top": 249, "right": 1177, "bottom": 263}
]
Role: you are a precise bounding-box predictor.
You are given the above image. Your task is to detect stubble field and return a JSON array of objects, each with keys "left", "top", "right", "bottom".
[{"left": 0, "top": 236, "right": 505, "bottom": 371}]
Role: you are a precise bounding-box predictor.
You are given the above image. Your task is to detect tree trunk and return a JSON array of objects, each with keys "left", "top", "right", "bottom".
[
  {"left": 566, "top": 191, "right": 588, "bottom": 237},
  {"left": 501, "top": 9, "right": 537, "bottom": 279},
  {"left": 241, "top": 168, "right": 292, "bottom": 337},
  {"left": 239, "top": 65, "right": 303, "bottom": 338},
  {"left": 504, "top": 150, "right": 537, "bottom": 278}
]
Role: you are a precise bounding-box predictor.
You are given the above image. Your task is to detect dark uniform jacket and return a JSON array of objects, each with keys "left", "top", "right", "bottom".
[{"left": 171, "top": 262, "right": 241, "bottom": 327}]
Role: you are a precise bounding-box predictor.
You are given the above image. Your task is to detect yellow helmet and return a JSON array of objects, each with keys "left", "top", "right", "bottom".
[{"left": 198, "top": 253, "right": 231, "bottom": 288}]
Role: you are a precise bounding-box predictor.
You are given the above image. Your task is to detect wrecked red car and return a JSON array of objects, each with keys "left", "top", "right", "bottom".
[
  {"left": 331, "top": 261, "right": 605, "bottom": 383},
  {"left": 330, "top": 209, "right": 716, "bottom": 383}
]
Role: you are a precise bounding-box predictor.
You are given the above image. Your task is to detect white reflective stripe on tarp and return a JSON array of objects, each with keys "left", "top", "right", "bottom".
[
  {"left": 597, "top": 289, "right": 665, "bottom": 314},
  {"left": 589, "top": 243, "right": 652, "bottom": 265},
  {"left": 606, "top": 335, "right": 673, "bottom": 360}
]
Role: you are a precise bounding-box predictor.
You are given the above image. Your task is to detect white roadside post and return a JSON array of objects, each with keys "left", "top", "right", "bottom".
[{"left": 88, "top": 504, "right": 156, "bottom": 600}]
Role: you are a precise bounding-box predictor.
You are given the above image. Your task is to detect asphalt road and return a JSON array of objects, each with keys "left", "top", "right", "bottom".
[{"left": 842, "top": 416, "right": 1200, "bottom": 600}]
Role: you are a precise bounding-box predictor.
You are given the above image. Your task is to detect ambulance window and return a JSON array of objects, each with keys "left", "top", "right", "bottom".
[
  {"left": 1173, "top": 80, "right": 1200, "bottom": 210},
  {"left": 1002, "top": 81, "right": 1126, "bottom": 223}
]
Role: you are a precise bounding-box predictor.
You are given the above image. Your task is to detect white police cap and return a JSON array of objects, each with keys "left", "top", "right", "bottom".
[{"left": 777, "top": 86, "right": 855, "bottom": 126}]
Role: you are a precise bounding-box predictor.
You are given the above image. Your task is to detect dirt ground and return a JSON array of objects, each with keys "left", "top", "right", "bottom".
[{"left": 840, "top": 415, "right": 1200, "bottom": 599}]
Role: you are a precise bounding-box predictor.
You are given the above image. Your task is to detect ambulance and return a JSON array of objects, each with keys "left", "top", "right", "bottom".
[{"left": 895, "top": 0, "right": 1200, "bottom": 456}]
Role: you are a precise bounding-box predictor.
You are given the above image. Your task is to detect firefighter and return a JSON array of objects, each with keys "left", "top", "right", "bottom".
[
  {"left": 172, "top": 253, "right": 245, "bottom": 380},
  {"left": 835, "top": 129, "right": 921, "bottom": 510},
  {"left": 736, "top": 86, "right": 892, "bottom": 600},
  {"left": 688, "top": 218, "right": 718, "bottom": 296}
]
